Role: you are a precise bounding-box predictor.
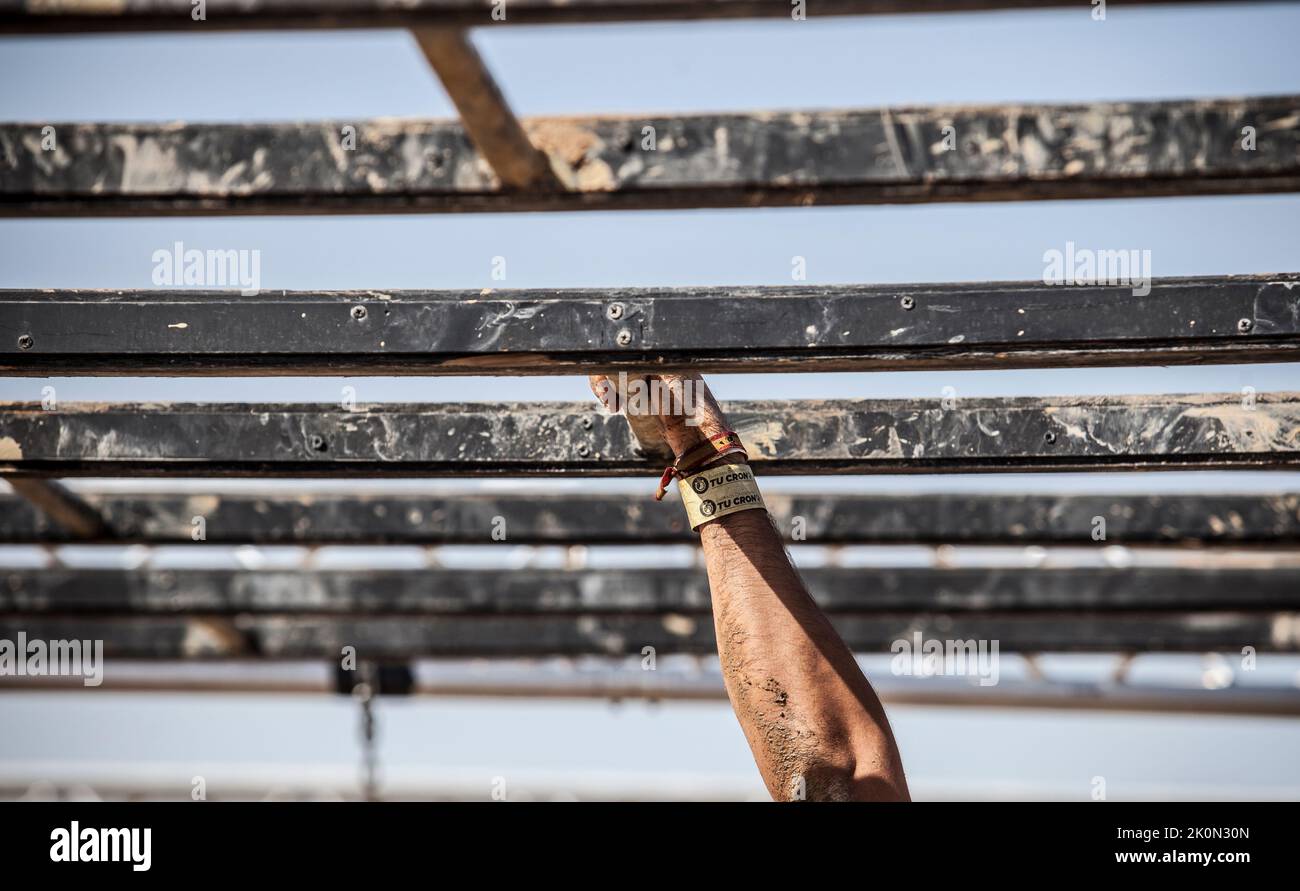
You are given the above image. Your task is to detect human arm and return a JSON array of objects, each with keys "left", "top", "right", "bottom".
[{"left": 591, "top": 372, "right": 910, "bottom": 801}]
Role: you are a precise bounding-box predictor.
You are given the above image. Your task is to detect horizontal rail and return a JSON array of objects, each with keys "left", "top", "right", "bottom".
[
  {"left": 4, "top": 490, "right": 1298, "bottom": 545},
  {"left": 5, "top": 662, "right": 1299, "bottom": 718},
  {"left": 2, "top": 393, "right": 1296, "bottom": 477},
  {"left": 4, "top": 276, "right": 1299, "bottom": 376},
  {"left": 3, "top": 612, "right": 1293, "bottom": 655},
  {"left": 0, "top": 0, "right": 1270, "bottom": 33},
  {"left": 4, "top": 566, "right": 1300, "bottom": 614},
  {"left": 4, "top": 96, "right": 1297, "bottom": 216}
]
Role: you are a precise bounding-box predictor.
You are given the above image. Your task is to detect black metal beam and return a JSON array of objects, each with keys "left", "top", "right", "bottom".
[
  {"left": 4, "top": 96, "right": 1297, "bottom": 216},
  {"left": 1, "top": 612, "right": 1289, "bottom": 656},
  {"left": 8, "top": 660, "right": 1300, "bottom": 719},
  {"left": 4, "top": 275, "right": 1298, "bottom": 376},
  {"left": 2, "top": 394, "right": 1296, "bottom": 477},
  {"left": 3, "top": 490, "right": 1297, "bottom": 545},
  {"left": 4, "top": 566, "right": 1299, "bottom": 614},
  {"left": 0, "top": 0, "right": 1278, "bottom": 33},
  {"left": 7, "top": 664, "right": 1300, "bottom": 719}
]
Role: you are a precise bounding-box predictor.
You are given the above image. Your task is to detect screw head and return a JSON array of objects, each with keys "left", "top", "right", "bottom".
[
  {"left": 577, "top": 444, "right": 591, "bottom": 457},
  {"left": 606, "top": 303, "right": 625, "bottom": 321},
  {"left": 616, "top": 329, "right": 633, "bottom": 346},
  {"left": 309, "top": 434, "right": 328, "bottom": 452},
  {"left": 17, "top": 334, "right": 34, "bottom": 350},
  {"left": 900, "top": 296, "right": 916, "bottom": 311},
  {"left": 1237, "top": 318, "right": 1254, "bottom": 333},
  {"left": 581, "top": 417, "right": 593, "bottom": 429},
  {"left": 1043, "top": 431, "right": 1057, "bottom": 445},
  {"left": 351, "top": 305, "right": 368, "bottom": 321}
]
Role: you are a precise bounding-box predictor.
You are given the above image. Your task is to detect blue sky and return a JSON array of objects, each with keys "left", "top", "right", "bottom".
[{"left": 1, "top": 3, "right": 1299, "bottom": 799}]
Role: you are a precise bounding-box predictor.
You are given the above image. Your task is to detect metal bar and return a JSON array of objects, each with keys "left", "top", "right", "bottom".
[
  {"left": 4, "top": 275, "right": 1299, "bottom": 376},
  {"left": 4, "top": 490, "right": 1297, "bottom": 545},
  {"left": 412, "top": 28, "right": 564, "bottom": 190},
  {"left": 6, "top": 565, "right": 1300, "bottom": 614},
  {"left": 0, "top": 0, "right": 1285, "bottom": 33},
  {"left": 2, "top": 393, "right": 1296, "bottom": 477},
  {"left": 4, "top": 662, "right": 1299, "bottom": 719},
  {"left": 2, "top": 612, "right": 1293, "bottom": 655},
  {"left": 4, "top": 96, "right": 1297, "bottom": 216}
]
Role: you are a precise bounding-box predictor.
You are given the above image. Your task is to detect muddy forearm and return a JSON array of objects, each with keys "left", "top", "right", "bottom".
[
  {"left": 588, "top": 371, "right": 908, "bottom": 800},
  {"left": 699, "top": 505, "right": 910, "bottom": 802}
]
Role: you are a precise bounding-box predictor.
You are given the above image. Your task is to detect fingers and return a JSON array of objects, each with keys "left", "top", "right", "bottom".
[
  {"left": 652, "top": 373, "right": 719, "bottom": 421},
  {"left": 588, "top": 374, "right": 620, "bottom": 414},
  {"left": 589, "top": 372, "right": 720, "bottom": 423}
]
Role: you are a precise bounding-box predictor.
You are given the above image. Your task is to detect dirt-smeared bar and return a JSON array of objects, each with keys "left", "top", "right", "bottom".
[
  {"left": 3, "top": 491, "right": 1298, "bottom": 544},
  {"left": 3, "top": 96, "right": 1297, "bottom": 215},
  {"left": 1, "top": 393, "right": 1297, "bottom": 477},
  {"left": 3, "top": 275, "right": 1298, "bottom": 375}
]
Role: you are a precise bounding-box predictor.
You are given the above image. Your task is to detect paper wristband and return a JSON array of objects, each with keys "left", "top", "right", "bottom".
[{"left": 677, "top": 463, "right": 767, "bottom": 531}]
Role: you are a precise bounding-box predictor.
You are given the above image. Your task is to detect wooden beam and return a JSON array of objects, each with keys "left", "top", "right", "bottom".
[
  {"left": 2, "top": 491, "right": 1298, "bottom": 545},
  {"left": 2, "top": 612, "right": 1291, "bottom": 656},
  {"left": 1, "top": 393, "right": 1296, "bottom": 477},
  {"left": 5, "top": 566, "right": 1299, "bottom": 614},
  {"left": 2, "top": 478, "right": 108, "bottom": 539},
  {"left": 4, "top": 275, "right": 1298, "bottom": 376},
  {"left": 0, "top": 0, "right": 1274, "bottom": 33},
  {"left": 4, "top": 96, "right": 1296, "bottom": 216},
  {"left": 412, "top": 28, "right": 564, "bottom": 190}
]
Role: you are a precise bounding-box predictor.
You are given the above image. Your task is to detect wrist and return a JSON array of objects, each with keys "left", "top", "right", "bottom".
[
  {"left": 693, "top": 451, "right": 750, "bottom": 472},
  {"left": 665, "top": 413, "right": 731, "bottom": 460},
  {"left": 653, "top": 429, "right": 748, "bottom": 502},
  {"left": 675, "top": 460, "right": 766, "bottom": 530}
]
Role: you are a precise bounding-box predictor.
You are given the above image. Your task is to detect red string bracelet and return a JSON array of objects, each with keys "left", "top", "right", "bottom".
[{"left": 654, "top": 431, "right": 749, "bottom": 501}]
